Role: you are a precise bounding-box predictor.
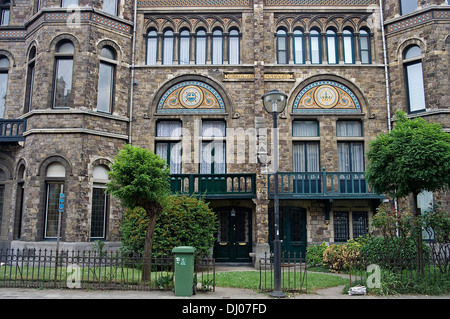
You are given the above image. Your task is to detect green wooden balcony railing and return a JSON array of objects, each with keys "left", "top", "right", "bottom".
[
  {"left": 268, "top": 168, "right": 384, "bottom": 200},
  {"left": 0, "top": 119, "right": 26, "bottom": 142},
  {"left": 169, "top": 173, "right": 256, "bottom": 198}
]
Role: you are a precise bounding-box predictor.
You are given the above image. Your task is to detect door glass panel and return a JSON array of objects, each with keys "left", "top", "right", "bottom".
[
  {"left": 217, "top": 211, "right": 229, "bottom": 242},
  {"left": 235, "top": 210, "right": 249, "bottom": 242}
]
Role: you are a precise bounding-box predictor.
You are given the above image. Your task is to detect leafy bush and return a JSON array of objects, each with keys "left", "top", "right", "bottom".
[
  {"left": 323, "top": 239, "right": 362, "bottom": 272},
  {"left": 153, "top": 195, "right": 218, "bottom": 256},
  {"left": 120, "top": 195, "right": 218, "bottom": 256},
  {"left": 306, "top": 242, "right": 328, "bottom": 268}
]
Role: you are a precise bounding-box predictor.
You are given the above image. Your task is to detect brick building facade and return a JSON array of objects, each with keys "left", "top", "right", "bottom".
[{"left": 0, "top": 0, "right": 448, "bottom": 264}]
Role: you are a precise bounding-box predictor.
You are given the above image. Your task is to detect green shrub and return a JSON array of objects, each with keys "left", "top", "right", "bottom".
[
  {"left": 153, "top": 195, "right": 218, "bottom": 256},
  {"left": 323, "top": 239, "right": 362, "bottom": 272},
  {"left": 120, "top": 195, "right": 218, "bottom": 257},
  {"left": 306, "top": 242, "right": 328, "bottom": 268}
]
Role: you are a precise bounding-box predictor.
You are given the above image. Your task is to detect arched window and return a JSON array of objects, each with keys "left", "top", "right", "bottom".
[
  {"left": 179, "top": 29, "right": 190, "bottom": 65},
  {"left": 343, "top": 28, "right": 354, "bottom": 64},
  {"left": 326, "top": 28, "right": 338, "bottom": 64},
  {"left": 404, "top": 45, "right": 426, "bottom": 113},
  {"left": 0, "top": 1, "right": 10, "bottom": 26},
  {"left": 146, "top": 29, "right": 158, "bottom": 65},
  {"left": 44, "top": 162, "right": 66, "bottom": 239},
  {"left": 229, "top": 29, "right": 240, "bottom": 65},
  {"left": 359, "top": 29, "right": 371, "bottom": 64},
  {"left": 91, "top": 165, "right": 110, "bottom": 240},
  {"left": 0, "top": 56, "right": 9, "bottom": 118},
  {"left": 102, "top": 0, "right": 119, "bottom": 16},
  {"left": 195, "top": 29, "right": 207, "bottom": 65},
  {"left": 25, "top": 47, "right": 36, "bottom": 113},
  {"left": 162, "top": 29, "right": 174, "bottom": 65},
  {"left": 400, "top": 0, "right": 417, "bottom": 15},
  {"left": 53, "top": 40, "right": 74, "bottom": 108},
  {"left": 310, "top": 29, "right": 321, "bottom": 64},
  {"left": 97, "top": 46, "right": 117, "bottom": 114},
  {"left": 212, "top": 28, "right": 223, "bottom": 65},
  {"left": 293, "top": 29, "right": 304, "bottom": 64},
  {"left": 276, "top": 28, "right": 288, "bottom": 64}
]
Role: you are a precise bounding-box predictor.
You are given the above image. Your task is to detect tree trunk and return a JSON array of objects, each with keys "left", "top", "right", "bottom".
[
  {"left": 141, "top": 202, "right": 163, "bottom": 282},
  {"left": 411, "top": 190, "right": 424, "bottom": 275}
]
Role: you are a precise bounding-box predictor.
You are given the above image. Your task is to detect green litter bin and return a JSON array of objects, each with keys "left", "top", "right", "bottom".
[{"left": 172, "top": 246, "right": 196, "bottom": 296}]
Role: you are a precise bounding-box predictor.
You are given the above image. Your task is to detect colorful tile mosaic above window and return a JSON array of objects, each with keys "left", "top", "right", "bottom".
[
  {"left": 265, "top": 0, "right": 377, "bottom": 5},
  {"left": 293, "top": 81, "right": 361, "bottom": 113},
  {"left": 138, "top": 0, "right": 250, "bottom": 6},
  {"left": 158, "top": 81, "right": 225, "bottom": 114}
]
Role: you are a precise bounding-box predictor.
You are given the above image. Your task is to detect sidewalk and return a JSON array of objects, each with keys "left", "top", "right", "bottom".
[{"left": 0, "top": 265, "right": 448, "bottom": 299}]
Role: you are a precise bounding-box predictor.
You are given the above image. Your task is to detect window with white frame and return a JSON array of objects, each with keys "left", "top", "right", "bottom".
[
  {"left": 102, "top": 0, "right": 119, "bottom": 16},
  {"left": 404, "top": 45, "right": 426, "bottom": 113},
  {"left": 359, "top": 29, "right": 371, "bottom": 64},
  {"left": 400, "top": 0, "right": 417, "bottom": 15},
  {"left": 277, "top": 28, "right": 288, "bottom": 64},
  {"left": 0, "top": 1, "right": 10, "bottom": 25},
  {"left": 53, "top": 41, "right": 74, "bottom": 108},
  {"left": 310, "top": 29, "right": 321, "bottom": 64},
  {"left": 146, "top": 29, "right": 158, "bottom": 65},
  {"left": 326, "top": 29, "right": 338, "bottom": 64},
  {"left": 212, "top": 29, "right": 223, "bottom": 65},
  {"left": 155, "top": 121, "right": 182, "bottom": 174},
  {"left": 293, "top": 29, "right": 305, "bottom": 64},
  {"left": 162, "top": 29, "right": 174, "bottom": 65},
  {"left": 44, "top": 163, "right": 66, "bottom": 239},
  {"left": 61, "top": 0, "right": 78, "bottom": 7},
  {"left": 97, "top": 46, "right": 117, "bottom": 114},
  {"left": 343, "top": 28, "right": 355, "bottom": 64},
  {"left": 179, "top": 29, "right": 190, "bottom": 65},
  {"left": 229, "top": 29, "right": 240, "bottom": 65},
  {"left": 200, "top": 120, "right": 226, "bottom": 174},
  {"left": 91, "top": 165, "right": 110, "bottom": 240},
  {"left": 25, "top": 48, "right": 36, "bottom": 113},
  {"left": 196, "top": 29, "right": 207, "bottom": 65},
  {"left": 0, "top": 56, "right": 9, "bottom": 118}
]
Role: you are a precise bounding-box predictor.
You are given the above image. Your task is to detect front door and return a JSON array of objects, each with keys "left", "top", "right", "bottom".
[
  {"left": 214, "top": 207, "right": 252, "bottom": 262},
  {"left": 270, "top": 207, "right": 307, "bottom": 256}
]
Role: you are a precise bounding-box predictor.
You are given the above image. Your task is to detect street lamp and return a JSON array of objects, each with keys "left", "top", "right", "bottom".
[{"left": 262, "top": 89, "right": 287, "bottom": 298}]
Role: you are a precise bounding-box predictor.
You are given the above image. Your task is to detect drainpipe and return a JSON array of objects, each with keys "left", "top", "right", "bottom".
[
  {"left": 129, "top": 0, "right": 138, "bottom": 144},
  {"left": 379, "top": 0, "right": 391, "bottom": 132}
]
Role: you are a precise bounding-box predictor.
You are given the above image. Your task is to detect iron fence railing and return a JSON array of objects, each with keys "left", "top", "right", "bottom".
[
  {"left": 258, "top": 250, "right": 449, "bottom": 294},
  {"left": 258, "top": 251, "right": 307, "bottom": 293},
  {"left": 0, "top": 248, "right": 215, "bottom": 291}
]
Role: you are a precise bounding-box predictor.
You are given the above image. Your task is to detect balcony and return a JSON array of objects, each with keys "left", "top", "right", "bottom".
[
  {"left": 0, "top": 119, "right": 26, "bottom": 143},
  {"left": 169, "top": 173, "right": 256, "bottom": 199},
  {"left": 268, "top": 169, "right": 385, "bottom": 200}
]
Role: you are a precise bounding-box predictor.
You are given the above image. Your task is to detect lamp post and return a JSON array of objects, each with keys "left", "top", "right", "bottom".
[{"left": 262, "top": 89, "right": 287, "bottom": 298}]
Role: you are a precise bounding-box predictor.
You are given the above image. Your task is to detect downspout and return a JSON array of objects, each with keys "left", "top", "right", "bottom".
[
  {"left": 379, "top": 0, "right": 391, "bottom": 132},
  {"left": 129, "top": 0, "right": 138, "bottom": 144},
  {"left": 379, "top": 0, "right": 397, "bottom": 236}
]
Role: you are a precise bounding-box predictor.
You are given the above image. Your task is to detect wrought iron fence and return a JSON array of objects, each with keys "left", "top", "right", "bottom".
[
  {"left": 0, "top": 248, "right": 215, "bottom": 291},
  {"left": 258, "top": 251, "right": 307, "bottom": 293},
  {"left": 258, "top": 250, "right": 449, "bottom": 295}
]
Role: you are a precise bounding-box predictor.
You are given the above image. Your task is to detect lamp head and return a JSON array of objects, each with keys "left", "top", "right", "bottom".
[{"left": 262, "top": 89, "right": 287, "bottom": 114}]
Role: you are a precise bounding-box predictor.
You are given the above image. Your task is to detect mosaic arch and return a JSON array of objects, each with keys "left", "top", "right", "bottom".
[
  {"left": 157, "top": 81, "right": 226, "bottom": 114},
  {"left": 293, "top": 80, "right": 361, "bottom": 113}
]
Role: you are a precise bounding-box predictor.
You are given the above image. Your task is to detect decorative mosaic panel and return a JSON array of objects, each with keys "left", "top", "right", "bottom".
[
  {"left": 387, "top": 10, "right": 450, "bottom": 33},
  {"left": 158, "top": 81, "right": 225, "bottom": 114},
  {"left": 265, "top": 0, "right": 377, "bottom": 6},
  {"left": 293, "top": 81, "right": 360, "bottom": 113},
  {"left": 138, "top": 0, "right": 250, "bottom": 7}
]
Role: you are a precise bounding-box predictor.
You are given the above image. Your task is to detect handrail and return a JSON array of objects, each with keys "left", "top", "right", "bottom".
[
  {"left": 169, "top": 173, "right": 256, "bottom": 197},
  {"left": 0, "top": 119, "right": 27, "bottom": 142},
  {"left": 268, "top": 168, "right": 383, "bottom": 199}
]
